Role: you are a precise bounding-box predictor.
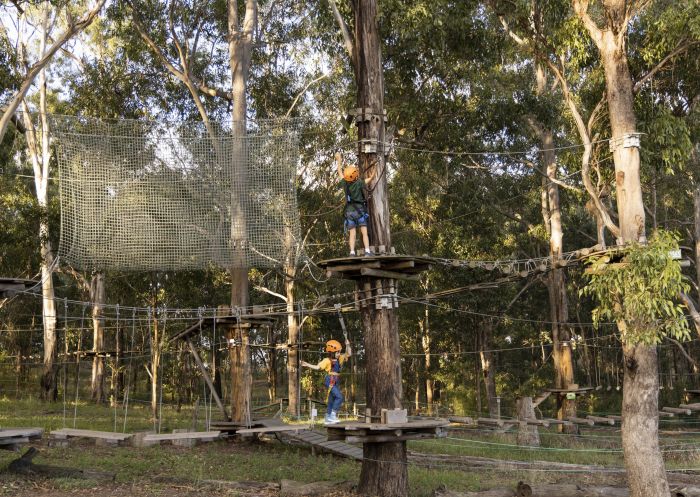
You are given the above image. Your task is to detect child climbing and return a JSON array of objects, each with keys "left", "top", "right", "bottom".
[
  {"left": 336, "top": 152, "right": 375, "bottom": 256},
  {"left": 300, "top": 338, "right": 352, "bottom": 424}
]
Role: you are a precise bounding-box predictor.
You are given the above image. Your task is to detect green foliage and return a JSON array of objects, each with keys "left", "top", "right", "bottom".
[{"left": 581, "top": 230, "right": 690, "bottom": 346}]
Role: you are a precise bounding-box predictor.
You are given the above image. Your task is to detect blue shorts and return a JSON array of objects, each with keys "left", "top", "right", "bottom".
[{"left": 344, "top": 204, "right": 368, "bottom": 229}]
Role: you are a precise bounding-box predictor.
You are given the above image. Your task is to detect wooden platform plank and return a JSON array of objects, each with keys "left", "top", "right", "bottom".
[
  {"left": 0, "top": 428, "right": 43, "bottom": 439},
  {"left": 236, "top": 425, "right": 309, "bottom": 435},
  {"left": 330, "top": 419, "right": 448, "bottom": 431},
  {"left": 142, "top": 431, "right": 220, "bottom": 442},
  {"left": 279, "top": 429, "right": 363, "bottom": 461},
  {"left": 51, "top": 428, "right": 132, "bottom": 441}
]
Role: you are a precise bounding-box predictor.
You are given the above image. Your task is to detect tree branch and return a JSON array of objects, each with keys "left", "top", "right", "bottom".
[
  {"left": 328, "top": 0, "right": 354, "bottom": 65},
  {"left": 572, "top": 0, "right": 603, "bottom": 48},
  {"left": 633, "top": 40, "right": 700, "bottom": 94},
  {"left": 285, "top": 73, "right": 328, "bottom": 117},
  {"left": 666, "top": 336, "right": 698, "bottom": 370},
  {"left": 127, "top": 0, "right": 231, "bottom": 101},
  {"left": 0, "top": 0, "right": 108, "bottom": 143},
  {"left": 254, "top": 285, "right": 287, "bottom": 303},
  {"left": 545, "top": 59, "right": 621, "bottom": 239},
  {"left": 679, "top": 292, "right": 700, "bottom": 338}
]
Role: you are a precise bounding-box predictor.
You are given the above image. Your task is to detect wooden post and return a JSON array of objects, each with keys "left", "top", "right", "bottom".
[
  {"left": 186, "top": 337, "right": 229, "bottom": 421},
  {"left": 350, "top": 2, "right": 408, "bottom": 495},
  {"left": 516, "top": 397, "right": 540, "bottom": 447}
]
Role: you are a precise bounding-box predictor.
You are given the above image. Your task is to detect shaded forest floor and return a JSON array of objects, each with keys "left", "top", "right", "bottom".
[{"left": 2, "top": 399, "right": 700, "bottom": 496}]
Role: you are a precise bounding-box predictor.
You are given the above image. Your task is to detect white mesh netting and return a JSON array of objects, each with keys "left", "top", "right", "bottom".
[{"left": 50, "top": 115, "right": 302, "bottom": 271}]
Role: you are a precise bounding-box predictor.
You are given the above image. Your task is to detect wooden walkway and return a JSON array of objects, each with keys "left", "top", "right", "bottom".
[
  {"left": 0, "top": 428, "right": 43, "bottom": 450},
  {"left": 50, "top": 428, "right": 132, "bottom": 445},
  {"left": 279, "top": 428, "right": 363, "bottom": 461}
]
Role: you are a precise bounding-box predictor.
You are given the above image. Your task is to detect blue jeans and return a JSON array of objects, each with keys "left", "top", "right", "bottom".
[{"left": 327, "top": 385, "right": 344, "bottom": 414}]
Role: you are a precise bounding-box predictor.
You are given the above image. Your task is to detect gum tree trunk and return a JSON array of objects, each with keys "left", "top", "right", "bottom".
[
  {"left": 227, "top": 0, "right": 256, "bottom": 425},
  {"left": 478, "top": 320, "right": 498, "bottom": 418},
  {"left": 353, "top": 1, "right": 408, "bottom": 495},
  {"left": 574, "top": 2, "right": 669, "bottom": 494},
  {"left": 90, "top": 272, "right": 106, "bottom": 404}
]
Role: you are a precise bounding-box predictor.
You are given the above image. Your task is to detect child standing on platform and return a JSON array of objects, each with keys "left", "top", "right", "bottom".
[{"left": 336, "top": 152, "right": 375, "bottom": 256}]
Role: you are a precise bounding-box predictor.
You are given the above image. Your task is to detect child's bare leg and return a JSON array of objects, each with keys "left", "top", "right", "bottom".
[
  {"left": 348, "top": 227, "right": 357, "bottom": 254},
  {"left": 360, "top": 226, "right": 370, "bottom": 252}
]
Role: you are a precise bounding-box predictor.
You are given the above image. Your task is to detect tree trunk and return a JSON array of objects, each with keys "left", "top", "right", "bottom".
[
  {"left": 621, "top": 343, "right": 668, "bottom": 497},
  {"left": 150, "top": 311, "right": 160, "bottom": 419},
  {"left": 90, "top": 272, "right": 106, "bottom": 404},
  {"left": 516, "top": 397, "right": 540, "bottom": 447},
  {"left": 353, "top": 1, "right": 408, "bottom": 494},
  {"left": 531, "top": 62, "right": 577, "bottom": 432},
  {"left": 227, "top": 0, "right": 256, "bottom": 426},
  {"left": 577, "top": 5, "right": 669, "bottom": 494},
  {"left": 420, "top": 307, "right": 434, "bottom": 415},
  {"left": 286, "top": 269, "right": 300, "bottom": 417},
  {"left": 19, "top": 10, "right": 58, "bottom": 400},
  {"left": 478, "top": 320, "right": 498, "bottom": 418},
  {"left": 694, "top": 187, "right": 700, "bottom": 302}
]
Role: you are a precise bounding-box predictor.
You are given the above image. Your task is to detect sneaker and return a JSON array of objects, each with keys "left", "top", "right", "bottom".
[
  {"left": 363, "top": 250, "right": 373, "bottom": 257},
  {"left": 349, "top": 251, "right": 357, "bottom": 257},
  {"left": 329, "top": 411, "right": 341, "bottom": 423},
  {"left": 324, "top": 415, "right": 339, "bottom": 425}
]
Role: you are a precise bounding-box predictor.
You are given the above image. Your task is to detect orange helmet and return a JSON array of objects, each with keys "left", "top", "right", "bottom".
[
  {"left": 343, "top": 166, "right": 359, "bottom": 182},
  {"left": 325, "top": 339, "right": 342, "bottom": 353}
]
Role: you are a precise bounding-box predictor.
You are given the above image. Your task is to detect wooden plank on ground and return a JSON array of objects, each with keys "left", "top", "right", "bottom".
[
  {"left": 51, "top": 429, "right": 132, "bottom": 441},
  {"left": 142, "top": 431, "right": 220, "bottom": 442},
  {"left": 236, "top": 425, "right": 309, "bottom": 435},
  {"left": 0, "top": 437, "right": 29, "bottom": 445},
  {"left": 679, "top": 403, "right": 700, "bottom": 411},
  {"left": 0, "top": 428, "right": 43, "bottom": 439}
]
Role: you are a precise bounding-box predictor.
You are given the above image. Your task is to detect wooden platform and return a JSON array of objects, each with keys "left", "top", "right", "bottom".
[
  {"left": 319, "top": 253, "right": 432, "bottom": 309},
  {"left": 325, "top": 419, "right": 449, "bottom": 444},
  {"left": 279, "top": 429, "right": 363, "bottom": 461},
  {"left": 544, "top": 386, "right": 595, "bottom": 394},
  {"left": 236, "top": 425, "right": 309, "bottom": 435},
  {"left": 142, "top": 431, "right": 221, "bottom": 443},
  {"left": 50, "top": 428, "right": 132, "bottom": 445},
  {"left": 0, "top": 278, "right": 37, "bottom": 298},
  {"left": 319, "top": 254, "right": 432, "bottom": 281},
  {"left": 0, "top": 428, "right": 43, "bottom": 450},
  {"left": 170, "top": 315, "right": 277, "bottom": 342},
  {"left": 210, "top": 417, "right": 285, "bottom": 434}
]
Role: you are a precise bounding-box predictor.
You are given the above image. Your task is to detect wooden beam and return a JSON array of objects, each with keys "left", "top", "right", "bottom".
[
  {"left": 381, "top": 261, "right": 415, "bottom": 270},
  {"left": 360, "top": 267, "right": 420, "bottom": 281},
  {"left": 186, "top": 337, "right": 230, "bottom": 421},
  {"left": 541, "top": 419, "right": 572, "bottom": 426},
  {"left": 567, "top": 417, "right": 595, "bottom": 426},
  {"left": 662, "top": 407, "right": 691, "bottom": 415},
  {"left": 448, "top": 416, "right": 475, "bottom": 425},
  {"left": 586, "top": 415, "right": 615, "bottom": 425},
  {"left": 345, "top": 430, "right": 443, "bottom": 444},
  {"left": 477, "top": 417, "right": 505, "bottom": 427},
  {"left": 330, "top": 261, "right": 381, "bottom": 272},
  {"left": 520, "top": 418, "right": 550, "bottom": 427},
  {"left": 679, "top": 403, "right": 700, "bottom": 411}
]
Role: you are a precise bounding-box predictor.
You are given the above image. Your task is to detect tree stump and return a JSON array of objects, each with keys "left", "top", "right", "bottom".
[{"left": 516, "top": 397, "right": 540, "bottom": 447}]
